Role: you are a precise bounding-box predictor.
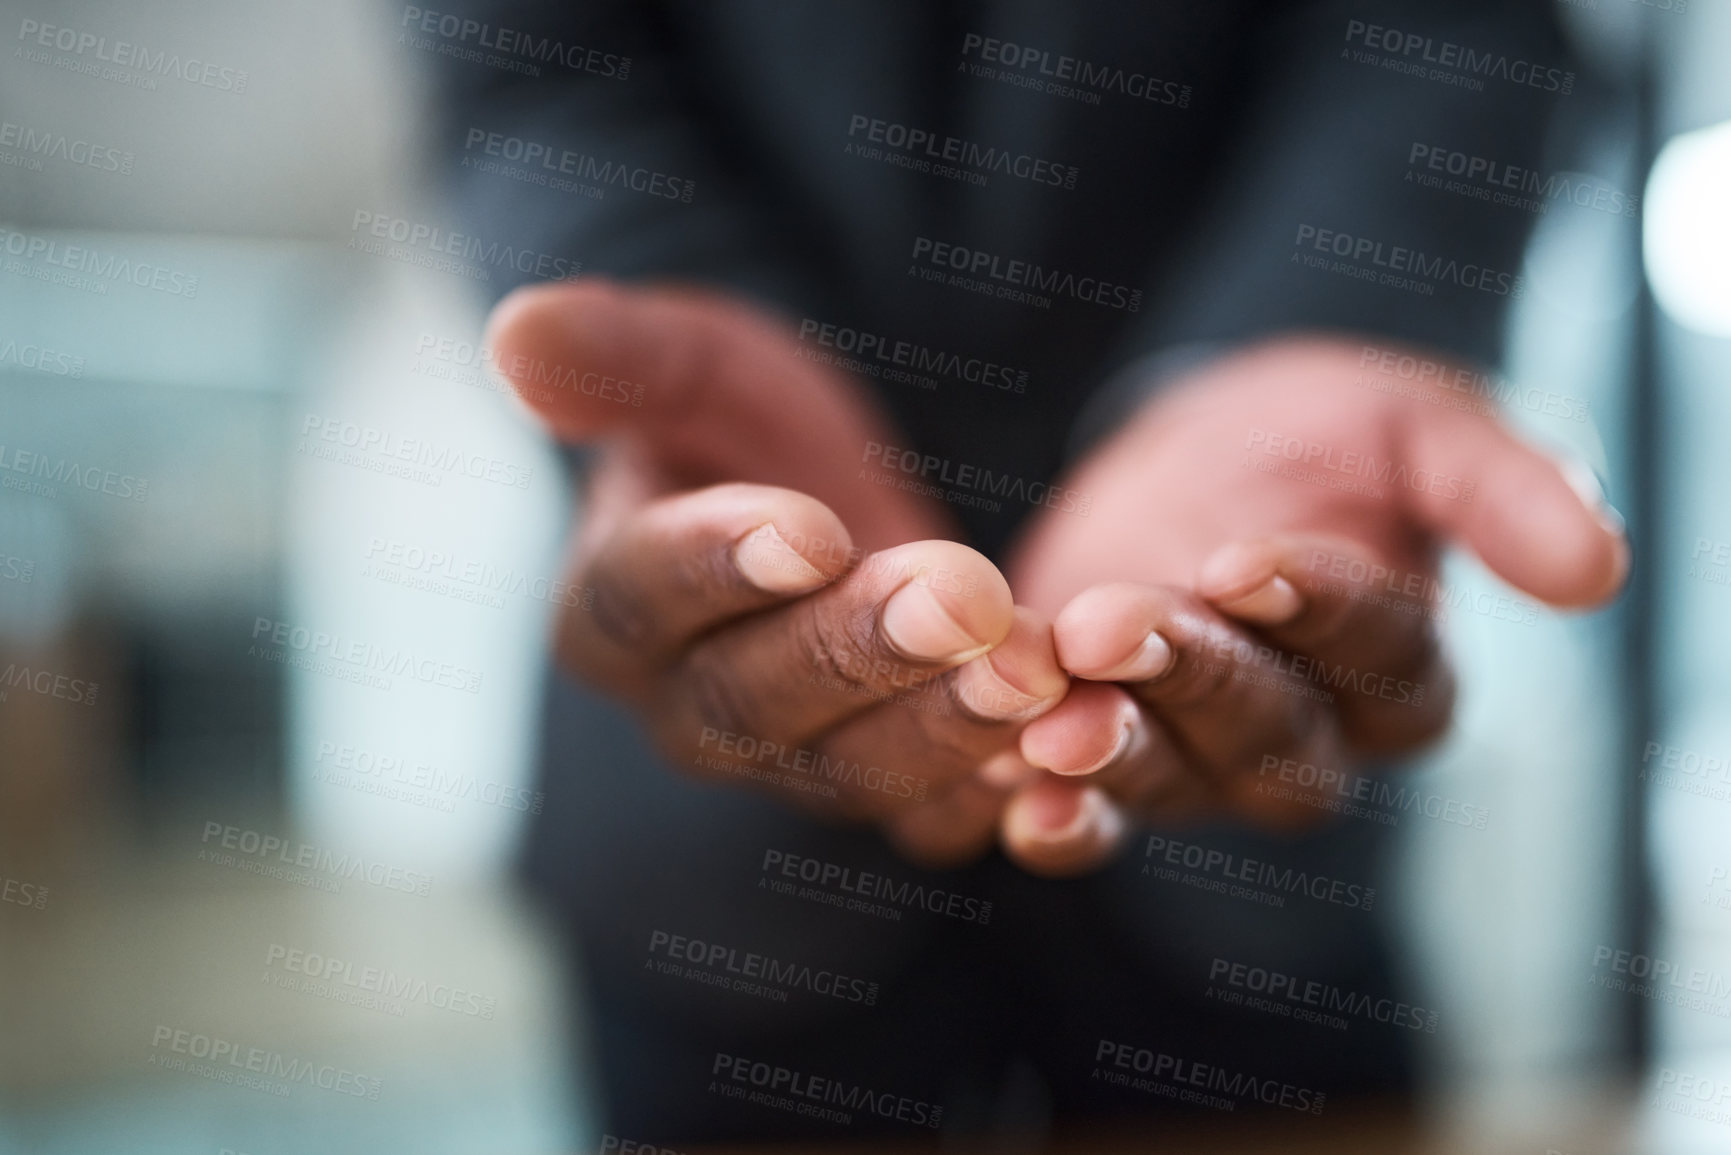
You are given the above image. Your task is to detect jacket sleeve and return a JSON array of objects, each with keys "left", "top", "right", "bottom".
[
  {"left": 423, "top": 0, "right": 832, "bottom": 315},
  {"left": 1102, "top": 0, "right": 1578, "bottom": 379}
]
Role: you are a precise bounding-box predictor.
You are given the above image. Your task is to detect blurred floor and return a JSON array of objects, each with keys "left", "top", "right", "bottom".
[{"left": 0, "top": 821, "right": 583, "bottom": 1155}]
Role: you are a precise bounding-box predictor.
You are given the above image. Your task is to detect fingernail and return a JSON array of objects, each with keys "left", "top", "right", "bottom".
[
  {"left": 1020, "top": 785, "right": 1124, "bottom": 846},
  {"left": 1557, "top": 459, "right": 1631, "bottom": 590},
  {"left": 1024, "top": 699, "right": 1138, "bottom": 777},
  {"left": 978, "top": 751, "right": 1041, "bottom": 790},
  {"left": 955, "top": 652, "right": 1061, "bottom": 721},
  {"left": 1057, "top": 718, "right": 1134, "bottom": 777},
  {"left": 1093, "top": 630, "right": 1174, "bottom": 683},
  {"left": 1217, "top": 575, "right": 1302, "bottom": 625},
  {"left": 734, "top": 524, "right": 829, "bottom": 594},
  {"left": 1026, "top": 784, "right": 1085, "bottom": 837},
  {"left": 1559, "top": 459, "right": 1627, "bottom": 536},
  {"left": 882, "top": 582, "right": 991, "bottom": 663}
]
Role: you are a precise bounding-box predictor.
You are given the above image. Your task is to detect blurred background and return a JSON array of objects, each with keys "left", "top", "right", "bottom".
[{"left": 1, "top": 0, "right": 1730, "bottom": 1152}]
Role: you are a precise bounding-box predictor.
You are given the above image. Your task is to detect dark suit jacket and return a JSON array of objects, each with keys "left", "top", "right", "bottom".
[{"left": 431, "top": 0, "right": 1576, "bottom": 1139}]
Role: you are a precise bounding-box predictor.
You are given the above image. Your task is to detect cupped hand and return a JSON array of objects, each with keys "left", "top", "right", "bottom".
[
  {"left": 484, "top": 280, "right": 1070, "bottom": 866},
  {"left": 993, "top": 336, "right": 1628, "bottom": 875}
]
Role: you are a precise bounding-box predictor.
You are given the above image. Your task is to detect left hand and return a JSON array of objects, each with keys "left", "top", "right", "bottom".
[{"left": 981, "top": 336, "right": 1628, "bottom": 875}]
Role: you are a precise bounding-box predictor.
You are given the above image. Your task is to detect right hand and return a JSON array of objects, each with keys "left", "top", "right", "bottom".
[{"left": 484, "top": 279, "right": 1070, "bottom": 866}]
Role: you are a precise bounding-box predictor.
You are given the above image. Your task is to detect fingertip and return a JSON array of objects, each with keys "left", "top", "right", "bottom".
[
  {"left": 711, "top": 484, "right": 858, "bottom": 591},
  {"left": 1197, "top": 541, "right": 1305, "bottom": 625},
  {"left": 1052, "top": 583, "right": 1173, "bottom": 681},
  {"left": 1196, "top": 540, "right": 1277, "bottom": 601},
  {"left": 481, "top": 277, "right": 634, "bottom": 440},
  {"left": 877, "top": 541, "right": 1016, "bottom": 662},
  {"left": 1001, "top": 779, "right": 1126, "bottom": 878},
  {"left": 1498, "top": 460, "right": 1631, "bottom": 609},
  {"left": 1405, "top": 415, "right": 1631, "bottom": 611},
  {"left": 954, "top": 607, "right": 1071, "bottom": 721},
  {"left": 1547, "top": 517, "right": 1630, "bottom": 609},
  {"left": 1020, "top": 681, "right": 1138, "bottom": 776}
]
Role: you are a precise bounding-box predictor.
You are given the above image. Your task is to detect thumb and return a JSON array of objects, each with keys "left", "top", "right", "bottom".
[
  {"left": 483, "top": 277, "right": 946, "bottom": 549},
  {"left": 1400, "top": 405, "right": 1629, "bottom": 609}
]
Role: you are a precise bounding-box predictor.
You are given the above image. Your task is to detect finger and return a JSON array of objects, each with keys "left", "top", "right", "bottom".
[
  {"left": 556, "top": 482, "right": 857, "bottom": 695},
  {"left": 882, "top": 750, "right": 1045, "bottom": 870},
  {"left": 883, "top": 771, "right": 1014, "bottom": 870},
  {"left": 653, "top": 540, "right": 1015, "bottom": 761},
  {"left": 813, "top": 608, "right": 1070, "bottom": 820},
  {"left": 999, "top": 778, "right": 1129, "bottom": 878},
  {"left": 1197, "top": 534, "right": 1454, "bottom": 755},
  {"left": 1042, "top": 583, "right": 1348, "bottom": 802},
  {"left": 1016, "top": 681, "right": 1215, "bottom": 817},
  {"left": 485, "top": 278, "right": 940, "bottom": 550},
  {"left": 1398, "top": 400, "right": 1628, "bottom": 608}
]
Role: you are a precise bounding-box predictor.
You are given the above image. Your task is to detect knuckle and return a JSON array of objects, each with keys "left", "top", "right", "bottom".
[
  {"left": 799, "top": 599, "right": 885, "bottom": 695},
  {"left": 669, "top": 644, "right": 770, "bottom": 747},
  {"left": 583, "top": 564, "right": 658, "bottom": 650},
  {"left": 1163, "top": 640, "right": 1236, "bottom": 708},
  {"left": 911, "top": 700, "right": 992, "bottom": 769},
  {"left": 553, "top": 604, "right": 638, "bottom": 692}
]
